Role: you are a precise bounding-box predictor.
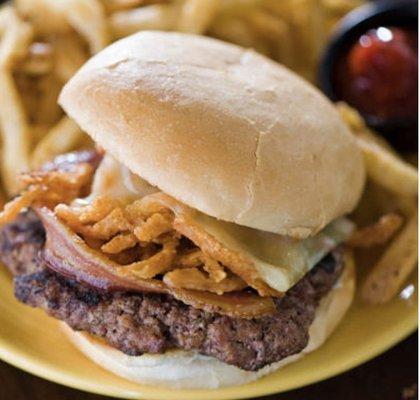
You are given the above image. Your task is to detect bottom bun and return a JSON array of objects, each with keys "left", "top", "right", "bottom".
[{"left": 62, "top": 252, "right": 355, "bottom": 389}]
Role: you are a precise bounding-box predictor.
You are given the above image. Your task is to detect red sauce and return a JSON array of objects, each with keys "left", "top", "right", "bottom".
[{"left": 336, "top": 27, "right": 418, "bottom": 120}]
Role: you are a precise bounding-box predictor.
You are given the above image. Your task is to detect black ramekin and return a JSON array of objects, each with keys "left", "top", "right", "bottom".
[{"left": 318, "top": 0, "right": 418, "bottom": 151}]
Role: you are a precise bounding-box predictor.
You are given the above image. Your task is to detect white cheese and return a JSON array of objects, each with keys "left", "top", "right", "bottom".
[
  {"left": 193, "top": 213, "right": 354, "bottom": 292},
  {"left": 86, "top": 155, "right": 354, "bottom": 292}
]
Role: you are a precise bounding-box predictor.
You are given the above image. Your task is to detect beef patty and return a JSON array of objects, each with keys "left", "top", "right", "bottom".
[{"left": 0, "top": 211, "right": 344, "bottom": 371}]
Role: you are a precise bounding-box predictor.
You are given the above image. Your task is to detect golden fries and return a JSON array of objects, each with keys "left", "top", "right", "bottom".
[
  {"left": 54, "top": 0, "right": 109, "bottom": 54},
  {"left": 109, "top": 4, "right": 177, "bottom": 38},
  {"left": 177, "top": 0, "right": 220, "bottom": 34},
  {"left": 15, "top": 0, "right": 71, "bottom": 34},
  {"left": 337, "top": 102, "right": 398, "bottom": 154},
  {"left": 348, "top": 213, "right": 403, "bottom": 248},
  {"left": 209, "top": 14, "right": 266, "bottom": 52},
  {"left": 340, "top": 103, "right": 418, "bottom": 303},
  {"left": 31, "top": 117, "right": 84, "bottom": 168},
  {"left": 356, "top": 136, "right": 418, "bottom": 196},
  {"left": 362, "top": 212, "right": 418, "bottom": 304},
  {"left": 0, "top": 7, "right": 33, "bottom": 70},
  {"left": 102, "top": 0, "right": 150, "bottom": 13},
  {"left": 0, "top": 70, "right": 31, "bottom": 195},
  {"left": 339, "top": 103, "right": 418, "bottom": 197}
]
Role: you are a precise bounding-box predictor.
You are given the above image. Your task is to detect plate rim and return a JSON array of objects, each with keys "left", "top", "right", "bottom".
[{"left": 0, "top": 316, "right": 416, "bottom": 400}]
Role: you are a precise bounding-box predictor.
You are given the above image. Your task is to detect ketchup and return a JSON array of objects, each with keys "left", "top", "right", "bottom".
[{"left": 335, "top": 27, "right": 418, "bottom": 120}]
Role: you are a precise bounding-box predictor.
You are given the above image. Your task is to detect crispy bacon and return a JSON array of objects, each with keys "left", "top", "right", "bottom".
[
  {"left": 348, "top": 213, "right": 403, "bottom": 248},
  {"left": 37, "top": 207, "right": 276, "bottom": 318},
  {"left": 137, "top": 192, "right": 282, "bottom": 297}
]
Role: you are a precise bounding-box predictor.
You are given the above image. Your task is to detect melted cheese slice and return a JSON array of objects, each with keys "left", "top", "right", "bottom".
[
  {"left": 84, "top": 155, "right": 354, "bottom": 293},
  {"left": 193, "top": 213, "right": 354, "bottom": 292}
]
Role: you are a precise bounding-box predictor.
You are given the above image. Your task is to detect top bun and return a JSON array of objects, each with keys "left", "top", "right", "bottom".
[{"left": 59, "top": 31, "right": 365, "bottom": 238}]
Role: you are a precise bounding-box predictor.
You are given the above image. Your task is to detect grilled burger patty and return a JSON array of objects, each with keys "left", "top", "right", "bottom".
[{"left": 0, "top": 211, "right": 344, "bottom": 371}]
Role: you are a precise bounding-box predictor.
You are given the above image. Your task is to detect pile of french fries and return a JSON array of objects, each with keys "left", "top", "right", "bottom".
[
  {"left": 0, "top": 0, "right": 417, "bottom": 305},
  {"left": 338, "top": 104, "right": 418, "bottom": 305}
]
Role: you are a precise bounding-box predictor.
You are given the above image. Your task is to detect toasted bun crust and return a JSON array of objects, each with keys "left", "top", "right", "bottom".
[
  {"left": 63, "top": 253, "right": 355, "bottom": 389},
  {"left": 59, "top": 31, "right": 365, "bottom": 238}
]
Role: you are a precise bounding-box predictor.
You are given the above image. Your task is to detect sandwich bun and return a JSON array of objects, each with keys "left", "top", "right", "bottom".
[
  {"left": 62, "top": 252, "right": 355, "bottom": 389},
  {"left": 59, "top": 31, "right": 365, "bottom": 239}
]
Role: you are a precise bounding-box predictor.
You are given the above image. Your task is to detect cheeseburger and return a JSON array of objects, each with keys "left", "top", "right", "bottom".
[{"left": 0, "top": 31, "right": 365, "bottom": 389}]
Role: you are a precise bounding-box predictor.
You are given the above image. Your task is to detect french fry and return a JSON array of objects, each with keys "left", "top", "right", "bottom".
[
  {"left": 102, "top": 0, "right": 155, "bottom": 13},
  {"left": 338, "top": 103, "right": 418, "bottom": 196},
  {"left": 348, "top": 213, "right": 403, "bottom": 248},
  {"left": 30, "top": 124, "right": 50, "bottom": 147},
  {"left": 0, "top": 70, "right": 31, "bottom": 195},
  {"left": 337, "top": 102, "right": 397, "bottom": 154},
  {"left": 209, "top": 15, "right": 271, "bottom": 56},
  {"left": 242, "top": 9, "right": 293, "bottom": 61},
  {"left": 109, "top": 4, "right": 177, "bottom": 38},
  {"left": 356, "top": 135, "right": 418, "bottom": 196},
  {"left": 31, "top": 117, "right": 84, "bottom": 168},
  {"left": 323, "top": 0, "right": 364, "bottom": 15},
  {"left": 0, "top": 6, "right": 9, "bottom": 35},
  {"left": 177, "top": 0, "right": 220, "bottom": 34},
  {"left": 261, "top": 0, "right": 295, "bottom": 16},
  {"left": 0, "top": 7, "right": 33, "bottom": 69},
  {"left": 15, "top": 0, "right": 71, "bottom": 34},
  {"left": 362, "top": 212, "right": 418, "bottom": 304},
  {"left": 393, "top": 195, "right": 417, "bottom": 217},
  {"left": 53, "top": 34, "right": 88, "bottom": 83},
  {"left": 352, "top": 182, "right": 417, "bottom": 228},
  {"left": 54, "top": 0, "right": 109, "bottom": 54},
  {"left": 217, "top": 0, "right": 261, "bottom": 12},
  {"left": 244, "top": 9, "right": 289, "bottom": 41},
  {"left": 292, "top": 0, "right": 327, "bottom": 80},
  {"left": 272, "top": 20, "right": 294, "bottom": 66}
]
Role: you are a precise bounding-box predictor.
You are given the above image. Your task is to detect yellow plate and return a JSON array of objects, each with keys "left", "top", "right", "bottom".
[{"left": 0, "top": 264, "right": 416, "bottom": 399}]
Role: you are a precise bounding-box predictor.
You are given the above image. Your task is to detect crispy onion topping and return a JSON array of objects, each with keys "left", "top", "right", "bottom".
[
  {"left": 37, "top": 207, "right": 276, "bottom": 318},
  {"left": 54, "top": 192, "right": 279, "bottom": 298},
  {"left": 0, "top": 162, "right": 94, "bottom": 226}
]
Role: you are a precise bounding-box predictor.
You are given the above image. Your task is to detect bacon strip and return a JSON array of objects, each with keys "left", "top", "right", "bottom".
[
  {"left": 37, "top": 207, "right": 166, "bottom": 293},
  {"left": 36, "top": 206, "right": 276, "bottom": 318}
]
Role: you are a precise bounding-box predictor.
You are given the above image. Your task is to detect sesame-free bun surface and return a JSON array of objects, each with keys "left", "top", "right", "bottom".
[
  {"left": 62, "top": 253, "right": 355, "bottom": 389},
  {"left": 59, "top": 31, "right": 365, "bottom": 238}
]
